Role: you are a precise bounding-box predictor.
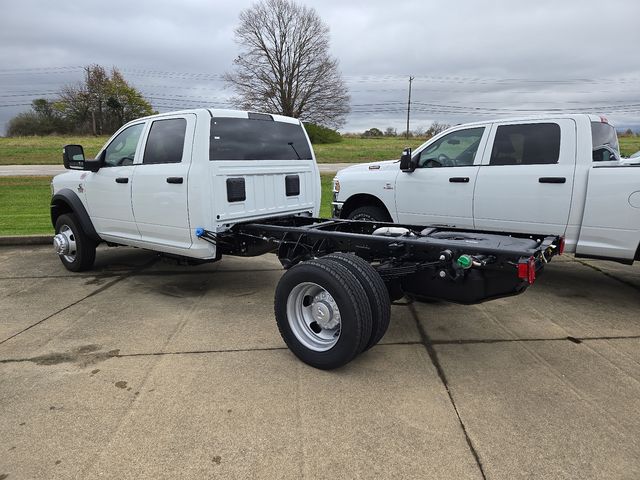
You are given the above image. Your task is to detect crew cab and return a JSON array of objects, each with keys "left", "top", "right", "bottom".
[
  {"left": 52, "top": 109, "right": 321, "bottom": 270},
  {"left": 332, "top": 114, "right": 640, "bottom": 264},
  {"left": 50, "top": 109, "right": 562, "bottom": 369}
]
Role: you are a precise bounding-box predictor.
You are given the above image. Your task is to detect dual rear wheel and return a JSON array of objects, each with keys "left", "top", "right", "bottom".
[{"left": 274, "top": 253, "right": 391, "bottom": 370}]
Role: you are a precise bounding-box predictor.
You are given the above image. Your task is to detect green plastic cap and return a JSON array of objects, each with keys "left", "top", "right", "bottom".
[{"left": 457, "top": 255, "right": 473, "bottom": 269}]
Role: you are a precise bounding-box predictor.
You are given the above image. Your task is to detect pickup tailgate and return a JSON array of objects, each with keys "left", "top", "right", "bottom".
[
  {"left": 211, "top": 160, "right": 319, "bottom": 224},
  {"left": 576, "top": 165, "right": 640, "bottom": 262}
]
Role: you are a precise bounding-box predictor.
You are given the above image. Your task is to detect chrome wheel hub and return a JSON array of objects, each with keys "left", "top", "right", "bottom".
[
  {"left": 53, "top": 225, "right": 77, "bottom": 262},
  {"left": 287, "top": 282, "right": 341, "bottom": 351},
  {"left": 311, "top": 292, "right": 340, "bottom": 330}
]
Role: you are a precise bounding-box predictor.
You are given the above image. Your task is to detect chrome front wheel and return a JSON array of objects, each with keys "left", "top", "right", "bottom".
[{"left": 53, "top": 224, "right": 77, "bottom": 263}]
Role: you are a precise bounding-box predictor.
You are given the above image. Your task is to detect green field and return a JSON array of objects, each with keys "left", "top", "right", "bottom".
[
  {"left": 0, "top": 135, "right": 426, "bottom": 165},
  {"left": 1, "top": 135, "right": 638, "bottom": 166},
  {"left": 0, "top": 132, "right": 638, "bottom": 235},
  {"left": 0, "top": 174, "right": 335, "bottom": 236},
  {"left": 620, "top": 136, "right": 640, "bottom": 156},
  {"left": 0, "top": 176, "right": 54, "bottom": 235},
  {"left": 0, "top": 136, "right": 108, "bottom": 165}
]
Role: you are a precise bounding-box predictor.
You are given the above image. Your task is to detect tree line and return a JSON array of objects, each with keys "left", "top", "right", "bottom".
[{"left": 7, "top": 65, "right": 154, "bottom": 136}]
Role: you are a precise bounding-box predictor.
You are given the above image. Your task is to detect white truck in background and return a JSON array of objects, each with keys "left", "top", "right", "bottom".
[{"left": 332, "top": 114, "right": 640, "bottom": 264}]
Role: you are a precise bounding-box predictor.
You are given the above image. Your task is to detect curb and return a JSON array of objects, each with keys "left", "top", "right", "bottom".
[{"left": 0, "top": 235, "right": 53, "bottom": 246}]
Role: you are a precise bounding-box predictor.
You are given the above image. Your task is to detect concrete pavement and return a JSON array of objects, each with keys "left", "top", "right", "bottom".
[
  {"left": 0, "top": 246, "right": 639, "bottom": 479},
  {"left": 0, "top": 163, "right": 357, "bottom": 177}
]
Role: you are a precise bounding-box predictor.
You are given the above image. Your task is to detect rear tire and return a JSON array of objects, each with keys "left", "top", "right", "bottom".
[
  {"left": 323, "top": 253, "right": 391, "bottom": 350},
  {"left": 347, "top": 205, "right": 391, "bottom": 222},
  {"left": 274, "top": 258, "right": 372, "bottom": 369},
  {"left": 54, "top": 213, "right": 96, "bottom": 272}
]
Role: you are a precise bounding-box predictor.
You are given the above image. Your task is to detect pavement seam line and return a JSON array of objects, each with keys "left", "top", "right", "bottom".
[
  {"left": 0, "top": 267, "right": 284, "bottom": 281},
  {"left": 572, "top": 257, "right": 640, "bottom": 293},
  {"left": 116, "top": 346, "right": 289, "bottom": 358},
  {"left": 0, "top": 276, "right": 127, "bottom": 346},
  {"left": 0, "top": 346, "right": 289, "bottom": 364},
  {"left": 0, "top": 258, "right": 159, "bottom": 346},
  {"left": 408, "top": 303, "right": 488, "bottom": 480}
]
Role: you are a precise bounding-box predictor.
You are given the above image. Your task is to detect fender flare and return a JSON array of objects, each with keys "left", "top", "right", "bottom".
[{"left": 50, "top": 189, "right": 101, "bottom": 242}]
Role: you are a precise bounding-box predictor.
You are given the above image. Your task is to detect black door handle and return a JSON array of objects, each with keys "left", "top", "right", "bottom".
[
  {"left": 115, "top": 177, "right": 128, "bottom": 184},
  {"left": 449, "top": 177, "right": 470, "bottom": 183},
  {"left": 539, "top": 177, "right": 566, "bottom": 184},
  {"left": 166, "top": 177, "right": 184, "bottom": 184}
]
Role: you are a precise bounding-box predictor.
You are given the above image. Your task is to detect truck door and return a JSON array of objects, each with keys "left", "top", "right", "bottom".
[
  {"left": 131, "top": 114, "right": 195, "bottom": 249},
  {"left": 83, "top": 122, "right": 146, "bottom": 240},
  {"left": 395, "top": 126, "right": 489, "bottom": 228},
  {"left": 473, "top": 119, "right": 576, "bottom": 235}
]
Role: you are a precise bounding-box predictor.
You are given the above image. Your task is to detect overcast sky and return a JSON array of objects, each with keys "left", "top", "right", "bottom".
[{"left": 1, "top": 0, "right": 639, "bottom": 135}]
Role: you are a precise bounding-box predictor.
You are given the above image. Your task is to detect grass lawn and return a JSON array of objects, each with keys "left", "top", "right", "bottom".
[
  {"left": 319, "top": 173, "right": 333, "bottom": 218},
  {"left": 1, "top": 135, "right": 639, "bottom": 165},
  {"left": 0, "top": 135, "right": 426, "bottom": 166},
  {"left": 314, "top": 137, "right": 424, "bottom": 163},
  {"left": 619, "top": 136, "right": 640, "bottom": 157},
  {"left": 0, "top": 136, "right": 108, "bottom": 165},
  {"left": 0, "top": 176, "right": 54, "bottom": 235},
  {"left": 0, "top": 174, "right": 335, "bottom": 236}
]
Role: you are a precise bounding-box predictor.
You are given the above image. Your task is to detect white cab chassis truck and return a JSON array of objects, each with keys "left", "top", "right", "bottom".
[
  {"left": 333, "top": 114, "right": 640, "bottom": 264},
  {"left": 51, "top": 109, "right": 561, "bottom": 369}
]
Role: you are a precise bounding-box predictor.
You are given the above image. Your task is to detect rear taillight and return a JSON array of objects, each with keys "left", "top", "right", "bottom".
[
  {"left": 558, "top": 237, "right": 565, "bottom": 255},
  {"left": 517, "top": 256, "right": 536, "bottom": 285}
]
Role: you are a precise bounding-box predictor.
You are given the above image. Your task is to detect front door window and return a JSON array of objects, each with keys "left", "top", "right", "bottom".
[
  {"left": 104, "top": 123, "right": 144, "bottom": 167},
  {"left": 417, "top": 127, "right": 485, "bottom": 168}
]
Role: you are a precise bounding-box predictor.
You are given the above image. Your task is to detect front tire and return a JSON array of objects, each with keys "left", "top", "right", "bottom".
[
  {"left": 274, "top": 258, "right": 372, "bottom": 369},
  {"left": 54, "top": 213, "right": 96, "bottom": 272},
  {"left": 347, "top": 205, "right": 391, "bottom": 222}
]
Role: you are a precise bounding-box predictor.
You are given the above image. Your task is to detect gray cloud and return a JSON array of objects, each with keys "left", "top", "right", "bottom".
[{"left": 1, "top": 0, "right": 639, "bottom": 135}]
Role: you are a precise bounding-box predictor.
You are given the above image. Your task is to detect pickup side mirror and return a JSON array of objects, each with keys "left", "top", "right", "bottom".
[
  {"left": 63, "top": 144, "right": 102, "bottom": 172},
  {"left": 400, "top": 148, "right": 416, "bottom": 172},
  {"left": 63, "top": 144, "right": 86, "bottom": 170}
]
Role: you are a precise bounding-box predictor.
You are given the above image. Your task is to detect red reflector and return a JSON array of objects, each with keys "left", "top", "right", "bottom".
[
  {"left": 558, "top": 237, "right": 565, "bottom": 255},
  {"left": 517, "top": 257, "right": 536, "bottom": 285}
]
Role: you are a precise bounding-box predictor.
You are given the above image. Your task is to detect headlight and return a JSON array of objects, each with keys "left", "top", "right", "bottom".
[{"left": 332, "top": 178, "right": 340, "bottom": 193}]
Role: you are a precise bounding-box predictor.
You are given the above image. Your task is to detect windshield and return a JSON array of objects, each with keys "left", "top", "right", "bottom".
[{"left": 591, "top": 122, "right": 620, "bottom": 153}]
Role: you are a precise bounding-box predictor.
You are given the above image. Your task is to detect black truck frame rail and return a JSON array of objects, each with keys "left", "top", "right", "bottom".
[
  {"left": 200, "top": 216, "right": 562, "bottom": 305},
  {"left": 194, "top": 216, "right": 562, "bottom": 368}
]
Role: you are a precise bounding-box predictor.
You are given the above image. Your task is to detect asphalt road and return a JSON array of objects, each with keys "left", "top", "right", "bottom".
[
  {"left": 1, "top": 246, "right": 639, "bottom": 479},
  {"left": 0, "top": 163, "right": 357, "bottom": 177}
]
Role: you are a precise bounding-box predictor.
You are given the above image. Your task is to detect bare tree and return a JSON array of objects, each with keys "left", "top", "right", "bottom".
[
  {"left": 426, "top": 121, "right": 452, "bottom": 137},
  {"left": 224, "top": 0, "right": 350, "bottom": 129}
]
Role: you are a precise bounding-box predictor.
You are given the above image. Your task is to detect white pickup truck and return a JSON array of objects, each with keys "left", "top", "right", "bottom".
[
  {"left": 50, "top": 108, "right": 562, "bottom": 369},
  {"left": 332, "top": 114, "right": 640, "bottom": 264}
]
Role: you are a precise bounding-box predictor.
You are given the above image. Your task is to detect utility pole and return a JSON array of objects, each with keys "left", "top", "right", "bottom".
[{"left": 405, "top": 76, "right": 414, "bottom": 139}]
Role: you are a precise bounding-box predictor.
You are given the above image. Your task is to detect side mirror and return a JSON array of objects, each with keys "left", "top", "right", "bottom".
[
  {"left": 400, "top": 148, "right": 416, "bottom": 172},
  {"left": 62, "top": 144, "right": 85, "bottom": 170},
  {"left": 84, "top": 151, "right": 103, "bottom": 172}
]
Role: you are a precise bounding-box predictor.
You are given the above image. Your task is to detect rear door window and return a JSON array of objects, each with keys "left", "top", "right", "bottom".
[
  {"left": 143, "top": 118, "right": 187, "bottom": 165},
  {"left": 210, "top": 117, "right": 312, "bottom": 160},
  {"left": 489, "top": 123, "right": 561, "bottom": 165}
]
